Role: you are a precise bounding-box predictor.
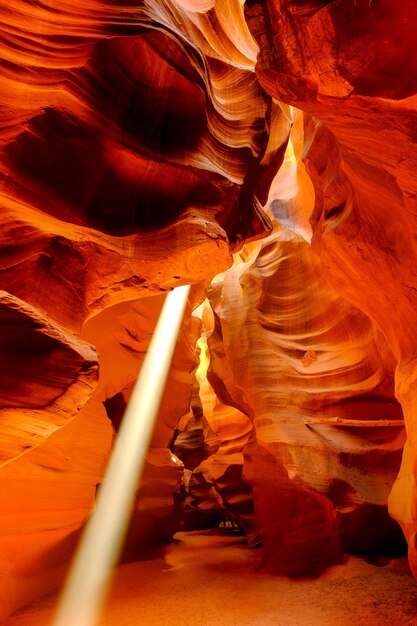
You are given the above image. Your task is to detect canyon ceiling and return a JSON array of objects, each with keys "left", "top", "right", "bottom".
[{"left": 1, "top": 0, "right": 417, "bottom": 619}]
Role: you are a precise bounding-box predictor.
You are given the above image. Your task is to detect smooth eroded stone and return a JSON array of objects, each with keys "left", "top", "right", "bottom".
[
  {"left": 0, "top": 290, "right": 98, "bottom": 464},
  {"left": 207, "top": 220, "right": 405, "bottom": 574},
  {"left": 246, "top": 0, "right": 417, "bottom": 576}
]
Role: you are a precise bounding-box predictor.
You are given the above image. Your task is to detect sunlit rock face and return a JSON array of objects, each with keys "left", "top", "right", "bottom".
[
  {"left": 0, "top": 398, "right": 113, "bottom": 619},
  {"left": 246, "top": 0, "right": 417, "bottom": 575},
  {"left": 0, "top": 291, "right": 112, "bottom": 617},
  {"left": 0, "top": 290, "right": 113, "bottom": 617},
  {"left": 173, "top": 334, "right": 259, "bottom": 542},
  {"left": 172, "top": 371, "right": 228, "bottom": 531},
  {"left": 0, "top": 0, "right": 280, "bottom": 329},
  {"left": 0, "top": 291, "right": 98, "bottom": 463},
  {"left": 0, "top": 0, "right": 280, "bottom": 618},
  {"left": 0, "top": 289, "right": 200, "bottom": 619},
  {"left": 1, "top": 0, "right": 417, "bottom": 620},
  {"left": 207, "top": 220, "right": 405, "bottom": 574}
]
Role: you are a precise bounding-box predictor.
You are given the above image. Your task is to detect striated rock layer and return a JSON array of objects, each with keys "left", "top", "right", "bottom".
[
  {"left": 0, "top": 288, "right": 202, "bottom": 618},
  {"left": 0, "top": 0, "right": 279, "bottom": 618},
  {"left": 1, "top": 0, "right": 417, "bottom": 619},
  {"left": 173, "top": 329, "right": 259, "bottom": 542},
  {"left": 82, "top": 292, "right": 202, "bottom": 558},
  {"left": 0, "top": 291, "right": 113, "bottom": 616},
  {"left": 0, "top": 291, "right": 113, "bottom": 618},
  {"left": 0, "top": 291, "right": 98, "bottom": 464},
  {"left": 207, "top": 218, "right": 405, "bottom": 574},
  {"left": 246, "top": 0, "right": 417, "bottom": 576},
  {"left": 0, "top": 0, "right": 280, "bottom": 329}
]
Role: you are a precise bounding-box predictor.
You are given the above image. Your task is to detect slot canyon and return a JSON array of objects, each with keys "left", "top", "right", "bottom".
[{"left": 1, "top": 0, "right": 417, "bottom": 624}]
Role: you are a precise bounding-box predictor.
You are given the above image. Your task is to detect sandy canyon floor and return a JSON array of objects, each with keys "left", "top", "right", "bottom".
[{"left": 2, "top": 530, "right": 417, "bottom": 626}]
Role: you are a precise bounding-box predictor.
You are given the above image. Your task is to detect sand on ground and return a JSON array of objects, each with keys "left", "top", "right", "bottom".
[{"left": 2, "top": 530, "right": 417, "bottom": 626}]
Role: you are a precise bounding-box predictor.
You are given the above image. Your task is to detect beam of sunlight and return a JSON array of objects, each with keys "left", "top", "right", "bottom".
[{"left": 52, "top": 285, "right": 191, "bottom": 626}]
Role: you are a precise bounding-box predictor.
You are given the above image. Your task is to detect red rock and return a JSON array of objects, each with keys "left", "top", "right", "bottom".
[
  {"left": 174, "top": 333, "right": 258, "bottom": 539},
  {"left": 246, "top": 0, "right": 417, "bottom": 576},
  {"left": 0, "top": 291, "right": 98, "bottom": 463},
  {"left": 207, "top": 220, "right": 405, "bottom": 573},
  {"left": 0, "top": 397, "right": 113, "bottom": 619},
  {"left": 1, "top": 0, "right": 417, "bottom": 620},
  {"left": 82, "top": 293, "right": 201, "bottom": 558}
]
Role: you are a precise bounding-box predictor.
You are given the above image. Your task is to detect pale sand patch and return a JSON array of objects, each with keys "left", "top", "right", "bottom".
[{"left": 2, "top": 530, "right": 417, "bottom": 626}]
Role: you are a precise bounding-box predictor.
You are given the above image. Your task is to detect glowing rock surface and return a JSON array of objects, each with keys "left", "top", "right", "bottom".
[
  {"left": 246, "top": 0, "right": 417, "bottom": 576},
  {"left": 0, "top": 0, "right": 417, "bottom": 619},
  {"left": 207, "top": 220, "right": 405, "bottom": 574}
]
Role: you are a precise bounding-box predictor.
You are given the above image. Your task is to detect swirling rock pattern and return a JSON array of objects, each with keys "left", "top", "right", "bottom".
[
  {"left": 0, "top": 0, "right": 279, "bottom": 618},
  {"left": 173, "top": 334, "right": 259, "bottom": 540},
  {"left": 0, "top": 292, "right": 113, "bottom": 618},
  {"left": 82, "top": 292, "right": 201, "bottom": 558},
  {"left": 0, "top": 0, "right": 279, "bottom": 329},
  {"left": 207, "top": 220, "right": 405, "bottom": 574},
  {"left": 245, "top": 0, "right": 417, "bottom": 576},
  {"left": 2, "top": 0, "right": 417, "bottom": 618},
  {"left": 0, "top": 290, "right": 98, "bottom": 464}
]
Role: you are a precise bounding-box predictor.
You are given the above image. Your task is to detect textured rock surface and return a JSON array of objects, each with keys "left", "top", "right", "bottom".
[
  {"left": 82, "top": 292, "right": 201, "bottom": 558},
  {"left": 208, "top": 219, "right": 406, "bottom": 574},
  {"left": 0, "top": 0, "right": 277, "bottom": 619},
  {"left": 0, "top": 0, "right": 279, "bottom": 329},
  {"left": 0, "top": 396, "right": 113, "bottom": 619},
  {"left": 0, "top": 290, "right": 113, "bottom": 618},
  {"left": 245, "top": 0, "right": 417, "bottom": 576},
  {"left": 0, "top": 292, "right": 111, "bottom": 618},
  {"left": 1, "top": 0, "right": 417, "bottom": 620},
  {"left": 0, "top": 290, "right": 200, "bottom": 619},
  {"left": 173, "top": 334, "right": 258, "bottom": 540},
  {"left": 0, "top": 291, "right": 98, "bottom": 463}
]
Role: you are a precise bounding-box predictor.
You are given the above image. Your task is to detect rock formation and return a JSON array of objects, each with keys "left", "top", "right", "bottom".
[
  {"left": 245, "top": 0, "right": 417, "bottom": 576},
  {"left": 1, "top": 0, "right": 417, "bottom": 619},
  {"left": 207, "top": 217, "right": 405, "bottom": 574},
  {"left": 174, "top": 331, "right": 258, "bottom": 542}
]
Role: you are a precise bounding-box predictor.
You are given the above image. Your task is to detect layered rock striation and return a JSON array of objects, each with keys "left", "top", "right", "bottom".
[
  {"left": 1, "top": 0, "right": 417, "bottom": 619},
  {"left": 0, "top": 1, "right": 282, "bottom": 617},
  {"left": 246, "top": 0, "right": 417, "bottom": 575},
  {"left": 0, "top": 0, "right": 279, "bottom": 329},
  {"left": 207, "top": 218, "right": 405, "bottom": 574}
]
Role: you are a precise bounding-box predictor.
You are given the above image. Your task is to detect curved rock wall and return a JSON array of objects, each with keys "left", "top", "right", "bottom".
[
  {"left": 207, "top": 218, "right": 405, "bottom": 574},
  {"left": 245, "top": 0, "right": 417, "bottom": 575},
  {"left": 82, "top": 293, "right": 201, "bottom": 558},
  {"left": 0, "top": 0, "right": 280, "bottom": 329},
  {"left": 173, "top": 333, "right": 259, "bottom": 541},
  {"left": 1, "top": 0, "right": 417, "bottom": 618},
  {"left": 0, "top": 1, "right": 284, "bottom": 618},
  {"left": 0, "top": 292, "right": 113, "bottom": 616}
]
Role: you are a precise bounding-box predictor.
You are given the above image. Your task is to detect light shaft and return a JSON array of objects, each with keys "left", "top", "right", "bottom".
[{"left": 52, "top": 285, "right": 190, "bottom": 626}]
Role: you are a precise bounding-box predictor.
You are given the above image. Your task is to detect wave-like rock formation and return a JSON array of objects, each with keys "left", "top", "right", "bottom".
[
  {"left": 1, "top": 0, "right": 417, "bottom": 619},
  {"left": 0, "top": 291, "right": 98, "bottom": 463},
  {"left": 0, "top": 396, "right": 113, "bottom": 618},
  {"left": 246, "top": 0, "right": 417, "bottom": 576},
  {"left": 0, "top": 291, "right": 113, "bottom": 617},
  {"left": 0, "top": 0, "right": 280, "bottom": 329},
  {"left": 207, "top": 219, "right": 405, "bottom": 574},
  {"left": 0, "top": 1, "right": 279, "bottom": 618},
  {"left": 0, "top": 289, "right": 201, "bottom": 617},
  {"left": 82, "top": 293, "right": 201, "bottom": 557}
]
